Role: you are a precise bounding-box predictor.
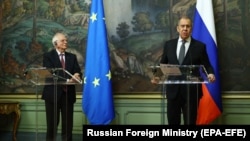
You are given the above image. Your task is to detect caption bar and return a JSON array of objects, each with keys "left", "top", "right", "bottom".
[{"left": 82, "top": 125, "right": 250, "bottom": 140}]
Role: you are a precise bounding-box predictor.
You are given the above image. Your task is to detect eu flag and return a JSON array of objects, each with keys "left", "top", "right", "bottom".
[
  {"left": 83, "top": 0, "right": 115, "bottom": 125},
  {"left": 192, "top": 0, "right": 222, "bottom": 124}
]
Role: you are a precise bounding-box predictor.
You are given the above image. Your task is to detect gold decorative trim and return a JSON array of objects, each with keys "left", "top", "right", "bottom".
[{"left": 1, "top": 92, "right": 250, "bottom": 99}]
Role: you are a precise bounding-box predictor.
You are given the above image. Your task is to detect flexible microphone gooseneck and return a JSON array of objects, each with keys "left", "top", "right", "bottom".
[
  {"left": 23, "top": 53, "right": 45, "bottom": 76},
  {"left": 152, "top": 54, "right": 162, "bottom": 76}
]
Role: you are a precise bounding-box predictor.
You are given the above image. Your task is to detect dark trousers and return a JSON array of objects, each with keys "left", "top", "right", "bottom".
[
  {"left": 167, "top": 86, "right": 199, "bottom": 125},
  {"left": 45, "top": 92, "right": 74, "bottom": 141}
]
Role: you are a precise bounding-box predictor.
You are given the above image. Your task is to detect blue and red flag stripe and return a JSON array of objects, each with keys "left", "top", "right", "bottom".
[{"left": 192, "top": 0, "right": 222, "bottom": 124}]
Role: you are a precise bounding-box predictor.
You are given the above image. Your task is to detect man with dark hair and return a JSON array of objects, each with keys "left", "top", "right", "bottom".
[{"left": 152, "top": 16, "right": 216, "bottom": 125}]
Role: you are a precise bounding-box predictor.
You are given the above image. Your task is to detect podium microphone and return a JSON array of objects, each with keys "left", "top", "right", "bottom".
[
  {"left": 51, "top": 68, "right": 64, "bottom": 73},
  {"left": 23, "top": 69, "right": 28, "bottom": 77},
  {"left": 152, "top": 55, "right": 162, "bottom": 75},
  {"left": 151, "top": 64, "right": 158, "bottom": 75},
  {"left": 23, "top": 53, "right": 45, "bottom": 76},
  {"left": 64, "top": 69, "right": 82, "bottom": 84}
]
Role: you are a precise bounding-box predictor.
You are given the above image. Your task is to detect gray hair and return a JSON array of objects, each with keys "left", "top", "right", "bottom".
[{"left": 52, "top": 32, "right": 67, "bottom": 46}]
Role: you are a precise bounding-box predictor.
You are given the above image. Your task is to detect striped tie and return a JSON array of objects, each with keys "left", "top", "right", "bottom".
[
  {"left": 60, "top": 53, "right": 66, "bottom": 91},
  {"left": 60, "top": 53, "right": 65, "bottom": 69}
]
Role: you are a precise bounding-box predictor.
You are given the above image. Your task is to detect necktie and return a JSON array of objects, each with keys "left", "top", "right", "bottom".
[
  {"left": 60, "top": 53, "right": 67, "bottom": 91},
  {"left": 60, "top": 53, "right": 65, "bottom": 69},
  {"left": 179, "top": 40, "right": 186, "bottom": 64}
]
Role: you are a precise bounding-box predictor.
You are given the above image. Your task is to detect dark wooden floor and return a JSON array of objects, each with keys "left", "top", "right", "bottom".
[{"left": 0, "top": 132, "right": 82, "bottom": 141}]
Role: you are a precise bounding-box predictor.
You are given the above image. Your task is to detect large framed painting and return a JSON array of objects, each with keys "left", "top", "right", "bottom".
[{"left": 0, "top": 0, "right": 250, "bottom": 94}]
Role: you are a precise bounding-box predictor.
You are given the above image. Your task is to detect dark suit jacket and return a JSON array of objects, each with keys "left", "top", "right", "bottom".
[
  {"left": 42, "top": 49, "right": 82, "bottom": 104},
  {"left": 160, "top": 37, "right": 214, "bottom": 100}
]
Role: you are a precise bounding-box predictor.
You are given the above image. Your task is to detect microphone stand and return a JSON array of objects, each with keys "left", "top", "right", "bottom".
[
  {"left": 53, "top": 70, "right": 59, "bottom": 138},
  {"left": 150, "top": 64, "right": 166, "bottom": 125}
]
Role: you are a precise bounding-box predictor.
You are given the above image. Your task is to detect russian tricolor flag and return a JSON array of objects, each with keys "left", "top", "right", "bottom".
[{"left": 192, "top": 0, "right": 223, "bottom": 124}]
